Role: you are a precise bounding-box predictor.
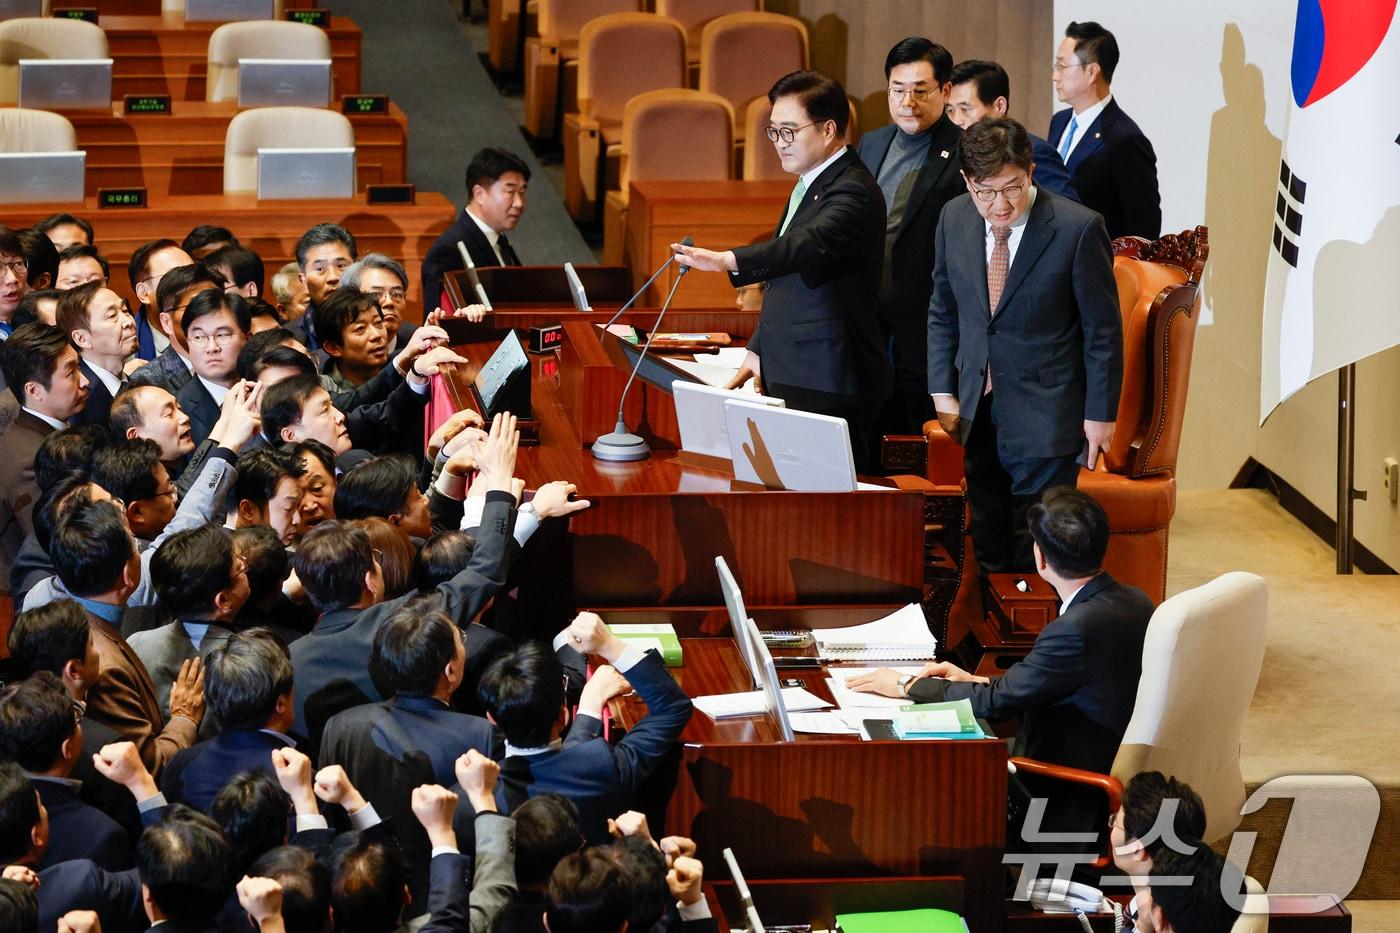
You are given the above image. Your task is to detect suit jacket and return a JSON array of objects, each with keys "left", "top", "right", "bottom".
[
  {"left": 1028, "top": 132, "right": 1080, "bottom": 204},
  {"left": 73, "top": 359, "right": 121, "bottom": 427},
  {"left": 128, "top": 620, "right": 233, "bottom": 725},
  {"left": 83, "top": 608, "right": 199, "bottom": 775},
  {"left": 495, "top": 650, "right": 692, "bottom": 845},
  {"left": 129, "top": 344, "right": 193, "bottom": 396},
  {"left": 175, "top": 376, "right": 221, "bottom": 449},
  {"left": 290, "top": 491, "right": 518, "bottom": 751},
  {"left": 33, "top": 777, "right": 131, "bottom": 871},
  {"left": 321, "top": 694, "right": 500, "bottom": 914},
  {"left": 75, "top": 712, "right": 145, "bottom": 841},
  {"left": 345, "top": 377, "right": 430, "bottom": 457},
  {"left": 856, "top": 117, "right": 964, "bottom": 346},
  {"left": 160, "top": 727, "right": 300, "bottom": 813},
  {"left": 0, "top": 410, "right": 55, "bottom": 583},
  {"left": 36, "top": 860, "right": 144, "bottom": 933},
  {"left": 10, "top": 530, "right": 53, "bottom": 606},
  {"left": 729, "top": 147, "right": 891, "bottom": 415},
  {"left": 908, "top": 573, "right": 1153, "bottom": 832},
  {"left": 1049, "top": 98, "right": 1161, "bottom": 240},
  {"left": 927, "top": 187, "right": 1122, "bottom": 459},
  {"left": 421, "top": 211, "right": 513, "bottom": 313}
]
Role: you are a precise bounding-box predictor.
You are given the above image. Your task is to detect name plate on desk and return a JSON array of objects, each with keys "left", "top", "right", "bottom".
[
  {"left": 97, "top": 187, "right": 147, "bottom": 209},
  {"left": 286, "top": 8, "right": 329, "bottom": 26},
  {"left": 52, "top": 7, "right": 98, "bottom": 22},
  {"left": 342, "top": 94, "right": 388, "bottom": 115},
  {"left": 123, "top": 94, "right": 171, "bottom": 115}
]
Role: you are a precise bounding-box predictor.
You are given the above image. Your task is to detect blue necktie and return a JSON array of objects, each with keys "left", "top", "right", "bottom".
[{"left": 1058, "top": 115, "right": 1078, "bottom": 161}]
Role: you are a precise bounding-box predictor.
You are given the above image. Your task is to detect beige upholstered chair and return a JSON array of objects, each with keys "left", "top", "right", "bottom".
[
  {"left": 0, "top": 17, "right": 108, "bottom": 105},
  {"left": 655, "top": 0, "right": 757, "bottom": 71},
  {"left": 206, "top": 20, "right": 331, "bottom": 103},
  {"left": 698, "top": 11, "right": 806, "bottom": 146},
  {"left": 523, "top": 0, "right": 639, "bottom": 140},
  {"left": 603, "top": 88, "right": 733, "bottom": 263},
  {"left": 0, "top": 107, "right": 77, "bottom": 152},
  {"left": 223, "top": 106, "right": 354, "bottom": 194}
]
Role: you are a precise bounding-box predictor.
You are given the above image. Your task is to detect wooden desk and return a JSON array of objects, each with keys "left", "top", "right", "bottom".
[
  {"left": 41, "top": 100, "right": 406, "bottom": 196},
  {"left": 104, "top": 14, "right": 361, "bottom": 100},
  {"left": 1, "top": 192, "right": 453, "bottom": 313},
  {"left": 441, "top": 265, "right": 634, "bottom": 311},
  {"left": 439, "top": 307, "right": 759, "bottom": 352},
  {"left": 624, "top": 179, "right": 790, "bottom": 308}
]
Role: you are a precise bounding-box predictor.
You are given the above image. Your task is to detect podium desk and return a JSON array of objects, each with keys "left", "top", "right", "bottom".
[
  {"left": 104, "top": 14, "right": 362, "bottom": 101},
  {"left": 1, "top": 192, "right": 453, "bottom": 312},
  {"left": 442, "top": 265, "right": 634, "bottom": 308},
  {"left": 624, "top": 179, "right": 791, "bottom": 309},
  {"left": 47, "top": 100, "right": 406, "bottom": 197}
]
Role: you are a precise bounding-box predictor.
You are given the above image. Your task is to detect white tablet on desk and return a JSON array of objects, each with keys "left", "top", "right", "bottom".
[
  {"left": 238, "top": 59, "right": 332, "bottom": 108},
  {"left": 257, "top": 148, "right": 354, "bottom": 200},
  {"left": 18, "top": 59, "right": 113, "bottom": 110},
  {"left": 0, "top": 152, "right": 86, "bottom": 205},
  {"left": 187, "top": 0, "right": 274, "bottom": 20}
]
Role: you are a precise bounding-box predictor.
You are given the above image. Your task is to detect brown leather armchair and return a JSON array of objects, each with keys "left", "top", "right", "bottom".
[{"left": 900, "top": 226, "right": 1209, "bottom": 606}]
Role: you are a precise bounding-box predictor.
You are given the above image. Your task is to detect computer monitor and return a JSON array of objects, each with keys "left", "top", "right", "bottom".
[
  {"left": 237, "top": 59, "right": 332, "bottom": 108},
  {"left": 745, "top": 614, "right": 795, "bottom": 742},
  {"left": 723, "top": 398, "right": 859, "bottom": 492},
  {"left": 716, "top": 556, "right": 758, "bottom": 689},
  {"left": 564, "top": 261, "right": 590, "bottom": 312},
  {"left": 18, "top": 60, "right": 113, "bottom": 110},
  {"left": 0, "top": 152, "right": 86, "bottom": 205},
  {"left": 186, "top": 0, "right": 274, "bottom": 22},
  {"left": 721, "top": 847, "right": 766, "bottom": 933},
  {"left": 675, "top": 382, "right": 783, "bottom": 461},
  {"left": 256, "top": 148, "right": 355, "bottom": 200},
  {"left": 0, "top": 0, "right": 43, "bottom": 20}
]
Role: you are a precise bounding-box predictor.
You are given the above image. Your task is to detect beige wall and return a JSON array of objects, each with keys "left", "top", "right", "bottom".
[{"left": 765, "top": 0, "right": 1054, "bottom": 138}]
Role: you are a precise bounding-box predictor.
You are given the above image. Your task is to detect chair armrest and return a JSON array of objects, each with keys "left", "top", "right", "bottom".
[{"left": 1009, "top": 757, "right": 1123, "bottom": 870}]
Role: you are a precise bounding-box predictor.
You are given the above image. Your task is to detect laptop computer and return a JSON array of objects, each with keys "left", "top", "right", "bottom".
[
  {"left": 715, "top": 556, "right": 795, "bottom": 741},
  {"left": 18, "top": 59, "right": 113, "bottom": 110},
  {"left": 0, "top": 152, "right": 86, "bottom": 204},
  {"left": 675, "top": 382, "right": 783, "bottom": 461},
  {"left": 256, "top": 148, "right": 355, "bottom": 199},
  {"left": 237, "top": 59, "right": 332, "bottom": 108},
  {"left": 0, "top": 0, "right": 43, "bottom": 20},
  {"left": 185, "top": 0, "right": 274, "bottom": 22}
]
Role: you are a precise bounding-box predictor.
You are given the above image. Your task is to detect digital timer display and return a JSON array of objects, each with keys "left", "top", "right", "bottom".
[{"left": 528, "top": 324, "right": 564, "bottom": 354}]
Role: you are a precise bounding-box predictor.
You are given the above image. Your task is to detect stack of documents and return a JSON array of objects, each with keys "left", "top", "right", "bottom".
[
  {"left": 891, "top": 699, "right": 985, "bottom": 739},
  {"left": 692, "top": 687, "right": 828, "bottom": 720},
  {"left": 815, "top": 604, "right": 937, "bottom": 661}
]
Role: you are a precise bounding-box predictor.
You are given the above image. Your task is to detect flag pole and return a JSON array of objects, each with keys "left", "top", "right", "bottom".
[{"left": 1336, "top": 364, "right": 1363, "bottom": 573}]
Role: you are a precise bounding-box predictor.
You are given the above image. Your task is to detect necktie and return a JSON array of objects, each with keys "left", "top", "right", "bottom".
[
  {"left": 1058, "top": 115, "right": 1078, "bottom": 161},
  {"left": 778, "top": 178, "right": 808, "bottom": 236},
  {"left": 496, "top": 234, "right": 521, "bottom": 266},
  {"left": 985, "top": 225, "right": 1012, "bottom": 394}
]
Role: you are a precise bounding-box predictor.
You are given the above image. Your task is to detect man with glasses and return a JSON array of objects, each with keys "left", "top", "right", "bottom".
[
  {"left": 856, "top": 37, "right": 966, "bottom": 433},
  {"left": 926, "top": 118, "right": 1121, "bottom": 573},
  {"left": 1049, "top": 20, "right": 1160, "bottom": 239},
  {"left": 128, "top": 261, "right": 224, "bottom": 396},
  {"left": 0, "top": 227, "right": 29, "bottom": 338},
  {"left": 671, "top": 70, "right": 890, "bottom": 470},
  {"left": 175, "top": 289, "right": 252, "bottom": 448},
  {"left": 342, "top": 253, "right": 420, "bottom": 356}
]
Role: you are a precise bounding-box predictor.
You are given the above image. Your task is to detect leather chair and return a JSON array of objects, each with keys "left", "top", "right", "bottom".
[
  {"left": 562, "top": 12, "right": 687, "bottom": 223},
  {"left": 655, "top": 0, "right": 757, "bottom": 79},
  {"left": 1011, "top": 570, "right": 1267, "bottom": 859},
  {"left": 223, "top": 106, "right": 354, "bottom": 194},
  {"left": 0, "top": 107, "right": 77, "bottom": 153},
  {"left": 523, "top": 0, "right": 639, "bottom": 141},
  {"left": 907, "top": 226, "right": 1209, "bottom": 606},
  {"left": 698, "top": 10, "right": 806, "bottom": 169},
  {"left": 206, "top": 20, "right": 332, "bottom": 104},
  {"left": 0, "top": 17, "right": 108, "bottom": 105},
  {"left": 603, "top": 88, "right": 733, "bottom": 264}
]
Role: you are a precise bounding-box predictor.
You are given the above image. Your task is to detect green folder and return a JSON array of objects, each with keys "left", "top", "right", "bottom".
[
  {"left": 893, "top": 698, "right": 984, "bottom": 738},
  {"left": 836, "top": 907, "right": 966, "bottom": 932},
  {"left": 608, "top": 623, "right": 683, "bottom": 667}
]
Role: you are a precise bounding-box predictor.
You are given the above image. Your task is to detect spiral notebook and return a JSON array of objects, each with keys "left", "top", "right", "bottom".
[{"left": 815, "top": 603, "right": 937, "bottom": 661}]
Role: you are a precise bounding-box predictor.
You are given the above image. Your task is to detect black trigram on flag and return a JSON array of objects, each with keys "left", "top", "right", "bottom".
[{"left": 1272, "top": 160, "right": 1306, "bottom": 268}]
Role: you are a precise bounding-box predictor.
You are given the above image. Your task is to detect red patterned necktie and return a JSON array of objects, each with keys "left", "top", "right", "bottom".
[{"left": 985, "top": 225, "right": 1011, "bottom": 393}]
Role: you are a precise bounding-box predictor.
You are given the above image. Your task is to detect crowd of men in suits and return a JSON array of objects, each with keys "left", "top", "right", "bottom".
[{"left": 0, "top": 18, "right": 1245, "bottom": 933}]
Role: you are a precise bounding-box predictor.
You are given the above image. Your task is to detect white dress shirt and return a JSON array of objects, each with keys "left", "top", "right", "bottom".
[
  {"left": 1056, "top": 93, "right": 1113, "bottom": 160},
  {"left": 85, "top": 359, "right": 123, "bottom": 397},
  {"left": 21, "top": 408, "right": 67, "bottom": 430},
  {"left": 197, "top": 375, "right": 230, "bottom": 406}
]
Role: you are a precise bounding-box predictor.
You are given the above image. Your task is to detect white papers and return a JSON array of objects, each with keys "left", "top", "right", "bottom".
[
  {"left": 815, "top": 604, "right": 937, "bottom": 661},
  {"left": 695, "top": 347, "right": 749, "bottom": 367},
  {"left": 692, "top": 687, "right": 829, "bottom": 720},
  {"left": 856, "top": 481, "right": 894, "bottom": 491},
  {"left": 789, "top": 711, "right": 860, "bottom": 735},
  {"left": 825, "top": 666, "right": 926, "bottom": 709}
]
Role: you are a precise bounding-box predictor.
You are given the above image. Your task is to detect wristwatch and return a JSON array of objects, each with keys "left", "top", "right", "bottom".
[{"left": 897, "top": 674, "right": 917, "bottom": 697}]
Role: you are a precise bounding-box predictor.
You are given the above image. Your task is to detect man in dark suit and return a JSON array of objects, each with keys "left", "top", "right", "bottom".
[
  {"left": 927, "top": 118, "right": 1122, "bottom": 573},
  {"left": 846, "top": 487, "right": 1153, "bottom": 848},
  {"left": 0, "top": 673, "right": 130, "bottom": 870},
  {"left": 319, "top": 601, "right": 500, "bottom": 914},
  {"left": 1049, "top": 21, "right": 1161, "bottom": 240},
  {"left": 421, "top": 147, "right": 530, "bottom": 313},
  {"left": 945, "top": 59, "right": 1080, "bottom": 203},
  {"left": 674, "top": 70, "right": 891, "bottom": 468},
  {"left": 289, "top": 414, "right": 520, "bottom": 752},
  {"left": 480, "top": 612, "right": 693, "bottom": 845},
  {"left": 175, "top": 289, "right": 251, "bottom": 448},
  {"left": 855, "top": 37, "right": 966, "bottom": 433},
  {"left": 55, "top": 282, "right": 137, "bottom": 427},
  {"left": 341, "top": 253, "right": 420, "bottom": 357},
  {"left": 135, "top": 805, "right": 235, "bottom": 933},
  {"left": 127, "top": 239, "right": 193, "bottom": 369},
  {"left": 161, "top": 629, "right": 302, "bottom": 812},
  {"left": 0, "top": 323, "right": 89, "bottom": 582},
  {"left": 128, "top": 261, "right": 224, "bottom": 398}
]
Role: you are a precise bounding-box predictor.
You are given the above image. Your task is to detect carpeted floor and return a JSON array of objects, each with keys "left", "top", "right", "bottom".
[{"left": 1169, "top": 488, "right": 1398, "bottom": 921}]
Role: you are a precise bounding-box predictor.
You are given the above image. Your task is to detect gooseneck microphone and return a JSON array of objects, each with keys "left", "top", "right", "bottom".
[
  {"left": 590, "top": 262, "right": 691, "bottom": 462},
  {"left": 600, "top": 235, "right": 693, "bottom": 331}
]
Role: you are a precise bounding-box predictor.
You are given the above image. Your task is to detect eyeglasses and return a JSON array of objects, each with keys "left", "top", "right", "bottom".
[
  {"left": 1052, "top": 60, "right": 1086, "bottom": 73},
  {"left": 0, "top": 259, "right": 27, "bottom": 279},
  {"left": 367, "top": 286, "right": 406, "bottom": 303},
  {"left": 187, "top": 329, "right": 239, "bottom": 348},
  {"left": 969, "top": 176, "right": 1029, "bottom": 203},
  {"left": 888, "top": 86, "right": 934, "bottom": 101},
  {"left": 764, "top": 122, "right": 822, "bottom": 144}
]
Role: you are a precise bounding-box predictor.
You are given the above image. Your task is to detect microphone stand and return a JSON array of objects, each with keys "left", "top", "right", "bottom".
[
  {"left": 591, "top": 267, "right": 690, "bottom": 462},
  {"left": 600, "top": 235, "right": 692, "bottom": 331}
]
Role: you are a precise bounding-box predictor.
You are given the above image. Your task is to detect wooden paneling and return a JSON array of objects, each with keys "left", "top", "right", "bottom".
[{"left": 103, "top": 14, "right": 361, "bottom": 100}]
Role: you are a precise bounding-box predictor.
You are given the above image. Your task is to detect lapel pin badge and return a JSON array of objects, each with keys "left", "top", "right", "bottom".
[
  {"left": 940, "top": 150, "right": 949, "bottom": 158},
  {"left": 1094, "top": 132, "right": 1101, "bottom": 139}
]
